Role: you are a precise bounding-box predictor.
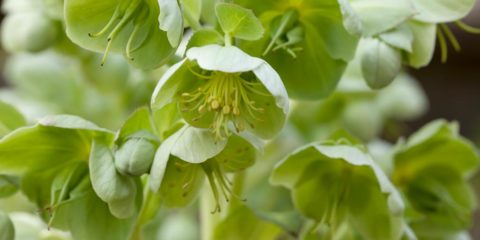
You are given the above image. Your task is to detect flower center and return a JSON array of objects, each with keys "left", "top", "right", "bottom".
[
  {"left": 88, "top": 0, "right": 154, "bottom": 65},
  {"left": 180, "top": 68, "right": 269, "bottom": 140}
]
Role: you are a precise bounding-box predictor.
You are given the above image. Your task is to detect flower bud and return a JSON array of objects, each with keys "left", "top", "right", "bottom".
[
  {"left": 361, "top": 39, "right": 402, "bottom": 89},
  {"left": 115, "top": 138, "right": 156, "bottom": 176}
]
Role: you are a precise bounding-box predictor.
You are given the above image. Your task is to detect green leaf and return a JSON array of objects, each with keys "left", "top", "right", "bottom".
[
  {"left": 360, "top": 38, "right": 402, "bottom": 89},
  {"left": 55, "top": 184, "right": 135, "bottom": 240},
  {"left": 89, "top": 140, "right": 135, "bottom": 205},
  {"left": 0, "top": 100, "right": 25, "bottom": 136},
  {"left": 39, "top": 115, "right": 112, "bottom": 133},
  {"left": 0, "top": 121, "right": 113, "bottom": 175},
  {"left": 0, "top": 175, "right": 19, "bottom": 198},
  {"left": 215, "top": 3, "right": 264, "bottom": 41},
  {"left": 412, "top": 0, "right": 476, "bottom": 23},
  {"left": 272, "top": 143, "right": 407, "bottom": 240},
  {"left": 117, "top": 107, "right": 156, "bottom": 142},
  {"left": 0, "top": 211, "right": 14, "bottom": 240},
  {"left": 186, "top": 29, "right": 224, "bottom": 49}
]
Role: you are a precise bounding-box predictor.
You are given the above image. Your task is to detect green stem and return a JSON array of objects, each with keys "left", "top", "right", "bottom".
[
  {"left": 200, "top": 189, "right": 219, "bottom": 240},
  {"left": 183, "top": 8, "right": 202, "bottom": 31},
  {"left": 128, "top": 189, "right": 155, "bottom": 240},
  {"left": 224, "top": 32, "right": 233, "bottom": 47}
]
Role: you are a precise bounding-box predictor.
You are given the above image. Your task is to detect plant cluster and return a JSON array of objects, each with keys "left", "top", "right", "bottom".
[{"left": 0, "top": 0, "right": 479, "bottom": 240}]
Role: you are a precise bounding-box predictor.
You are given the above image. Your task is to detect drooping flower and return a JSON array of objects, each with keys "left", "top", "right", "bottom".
[
  {"left": 149, "top": 126, "right": 258, "bottom": 212},
  {"left": 151, "top": 44, "right": 289, "bottom": 140},
  {"left": 64, "top": 0, "right": 178, "bottom": 69}
]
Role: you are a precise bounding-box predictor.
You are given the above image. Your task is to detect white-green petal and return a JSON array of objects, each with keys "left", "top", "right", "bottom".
[
  {"left": 252, "top": 62, "right": 289, "bottom": 114},
  {"left": 345, "top": 0, "right": 416, "bottom": 36},
  {"left": 151, "top": 59, "right": 188, "bottom": 110},
  {"left": 158, "top": 0, "right": 184, "bottom": 47},
  {"left": 408, "top": 21, "right": 437, "bottom": 68},
  {"left": 379, "top": 24, "right": 414, "bottom": 52},
  {"left": 186, "top": 45, "right": 264, "bottom": 73},
  {"left": 149, "top": 128, "right": 183, "bottom": 191},
  {"left": 170, "top": 126, "right": 227, "bottom": 164},
  {"left": 412, "top": 0, "right": 476, "bottom": 23}
]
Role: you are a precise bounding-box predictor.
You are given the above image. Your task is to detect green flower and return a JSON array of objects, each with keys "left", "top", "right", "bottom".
[
  {"left": 151, "top": 44, "right": 289, "bottom": 140},
  {"left": 237, "top": 0, "right": 358, "bottom": 100},
  {"left": 64, "top": 0, "right": 177, "bottom": 69},
  {"left": 149, "top": 126, "right": 258, "bottom": 212}
]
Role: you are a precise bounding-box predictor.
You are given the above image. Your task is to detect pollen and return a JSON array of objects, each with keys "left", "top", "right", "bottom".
[{"left": 180, "top": 68, "right": 269, "bottom": 140}]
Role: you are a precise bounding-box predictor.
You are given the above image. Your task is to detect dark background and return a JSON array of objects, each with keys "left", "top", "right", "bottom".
[{"left": 0, "top": 1, "right": 479, "bottom": 237}]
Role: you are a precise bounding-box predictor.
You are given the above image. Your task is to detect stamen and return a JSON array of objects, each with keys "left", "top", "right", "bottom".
[{"left": 180, "top": 70, "right": 269, "bottom": 140}]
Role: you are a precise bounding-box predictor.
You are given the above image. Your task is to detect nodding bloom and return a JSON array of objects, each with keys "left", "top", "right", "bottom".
[
  {"left": 152, "top": 44, "right": 289, "bottom": 141},
  {"left": 149, "top": 126, "right": 257, "bottom": 213},
  {"left": 64, "top": 0, "right": 176, "bottom": 69}
]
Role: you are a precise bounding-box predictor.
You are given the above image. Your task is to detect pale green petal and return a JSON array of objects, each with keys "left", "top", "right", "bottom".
[
  {"left": 408, "top": 21, "right": 437, "bottom": 68},
  {"left": 186, "top": 45, "right": 264, "bottom": 73},
  {"left": 379, "top": 23, "right": 414, "bottom": 52},
  {"left": 158, "top": 0, "right": 183, "bottom": 47},
  {"left": 170, "top": 126, "right": 227, "bottom": 164},
  {"left": 413, "top": 0, "right": 476, "bottom": 23}
]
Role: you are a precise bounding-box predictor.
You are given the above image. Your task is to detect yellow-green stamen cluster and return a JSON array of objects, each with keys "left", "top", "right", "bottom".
[
  {"left": 181, "top": 69, "right": 269, "bottom": 140},
  {"left": 201, "top": 160, "right": 245, "bottom": 214},
  {"left": 88, "top": 0, "right": 153, "bottom": 65}
]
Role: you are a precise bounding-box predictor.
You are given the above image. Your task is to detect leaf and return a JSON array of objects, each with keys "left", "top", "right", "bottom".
[
  {"left": 360, "top": 38, "right": 402, "bottom": 89},
  {"left": 0, "top": 122, "right": 113, "bottom": 175},
  {"left": 412, "top": 0, "right": 476, "bottom": 23},
  {"left": 0, "top": 100, "right": 26, "bottom": 136},
  {"left": 215, "top": 3, "right": 264, "bottom": 41},
  {"left": 89, "top": 140, "right": 136, "bottom": 208},
  {"left": 39, "top": 115, "right": 112, "bottom": 134},
  {"left": 170, "top": 126, "right": 227, "bottom": 164},
  {"left": 55, "top": 184, "right": 135, "bottom": 240},
  {"left": 186, "top": 29, "right": 224, "bottom": 49},
  {"left": 117, "top": 107, "right": 155, "bottom": 141},
  {"left": 0, "top": 175, "right": 19, "bottom": 198},
  {"left": 0, "top": 211, "right": 14, "bottom": 240}
]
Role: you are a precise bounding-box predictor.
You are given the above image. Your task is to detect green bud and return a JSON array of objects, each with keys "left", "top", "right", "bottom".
[
  {"left": 361, "top": 39, "right": 402, "bottom": 89},
  {"left": 115, "top": 138, "right": 156, "bottom": 176},
  {"left": 342, "top": 101, "right": 383, "bottom": 141},
  {"left": 1, "top": 12, "right": 58, "bottom": 53}
]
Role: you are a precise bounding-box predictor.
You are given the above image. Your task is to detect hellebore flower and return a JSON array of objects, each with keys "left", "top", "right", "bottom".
[
  {"left": 64, "top": 0, "right": 177, "bottom": 69},
  {"left": 149, "top": 126, "right": 258, "bottom": 212},
  {"left": 151, "top": 44, "right": 289, "bottom": 141}
]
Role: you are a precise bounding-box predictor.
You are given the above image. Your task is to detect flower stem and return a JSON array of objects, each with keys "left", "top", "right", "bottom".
[{"left": 128, "top": 188, "right": 159, "bottom": 240}]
